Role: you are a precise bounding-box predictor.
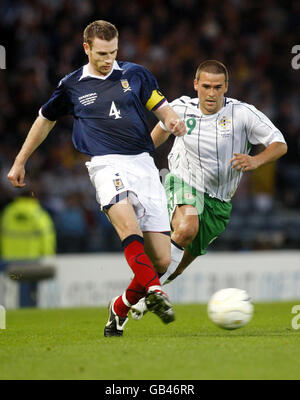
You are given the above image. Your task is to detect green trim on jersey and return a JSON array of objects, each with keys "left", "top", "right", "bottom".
[{"left": 164, "top": 173, "right": 232, "bottom": 257}]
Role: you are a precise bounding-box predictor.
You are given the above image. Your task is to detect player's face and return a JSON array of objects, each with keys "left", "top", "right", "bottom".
[
  {"left": 83, "top": 37, "right": 118, "bottom": 76},
  {"left": 194, "top": 72, "right": 228, "bottom": 114}
]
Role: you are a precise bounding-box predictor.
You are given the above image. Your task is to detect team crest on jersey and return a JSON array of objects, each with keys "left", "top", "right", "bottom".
[
  {"left": 218, "top": 116, "right": 232, "bottom": 137},
  {"left": 219, "top": 116, "right": 231, "bottom": 128},
  {"left": 113, "top": 178, "right": 125, "bottom": 191},
  {"left": 120, "top": 79, "right": 131, "bottom": 92}
]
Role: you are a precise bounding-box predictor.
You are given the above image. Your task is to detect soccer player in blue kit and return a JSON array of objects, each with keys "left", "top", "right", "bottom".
[{"left": 7, "top": 20, "right": 186, "bottom": 336}]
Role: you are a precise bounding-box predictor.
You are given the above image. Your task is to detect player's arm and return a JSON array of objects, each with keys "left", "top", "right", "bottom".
[
  {"left": 140, "top": 67, "right": 185, "bottom": 137},
  {"left": 230, "top": 142, "right": 288, "bottom": 172},
  {"left": 153, "top": 104, "right": 186, "bottom": 137},
  {"left": 151, "top": 122, "right": 172, "bottom": 149},
  {"left": 7, "top": 116, "right": 56, "bottom": 187},
  {"left": 230, "top": 105, "right": 287, "bottom": 172}
]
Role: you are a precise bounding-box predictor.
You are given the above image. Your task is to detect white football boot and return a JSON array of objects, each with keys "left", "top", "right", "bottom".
[{"left": 130, "top": 297, "right": 148, "bottom": 320}]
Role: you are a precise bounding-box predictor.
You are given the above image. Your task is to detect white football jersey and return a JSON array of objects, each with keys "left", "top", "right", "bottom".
[{"left": 160, "top": 96, "right": 286, "bottom": 202}]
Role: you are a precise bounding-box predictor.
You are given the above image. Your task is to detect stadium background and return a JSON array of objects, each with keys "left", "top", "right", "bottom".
[
  {"left": 0, "top": 0, "right": 299, "bottom": 255},
  {"left": 1, "top": 1, "right": 300, "bottom": 382}
]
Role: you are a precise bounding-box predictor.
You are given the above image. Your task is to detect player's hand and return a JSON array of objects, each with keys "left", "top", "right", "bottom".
[
  {"left": 168, "top": 119, "right": 186, "bottom": 137},
  {"left": 230, "top": 153, "right": 260, "bottom": 172},
  {"left": 7, "top": 163, "right": 26, "bottom": 188}
]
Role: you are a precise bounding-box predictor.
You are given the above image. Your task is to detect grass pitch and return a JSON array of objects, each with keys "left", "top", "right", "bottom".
[{"left": 0, "top": 302, "right": 299, "bottom": 380}]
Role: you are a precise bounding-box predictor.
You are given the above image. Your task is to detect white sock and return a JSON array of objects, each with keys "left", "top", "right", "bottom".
[{"left": 161, "top": 240, "right": 184, "bottom": 285}]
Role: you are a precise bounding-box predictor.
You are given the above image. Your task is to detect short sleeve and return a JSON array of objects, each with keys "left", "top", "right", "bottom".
[
  {"left": 244, "top": 104, "right": 286, "bottom": 147},
  {"left": 40, "top": 79, "right": 71, "bottom": 121},
  {"left": 137, "top": 66, "right": 167, "bottom": 111}
]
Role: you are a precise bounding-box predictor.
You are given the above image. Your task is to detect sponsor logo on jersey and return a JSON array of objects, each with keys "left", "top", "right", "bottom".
[
  {"left": 78, "top": 93, "right": 98, "bottom": 106},
  {"left": 120, "top": 79, "right": 132, "bottom": 92}
]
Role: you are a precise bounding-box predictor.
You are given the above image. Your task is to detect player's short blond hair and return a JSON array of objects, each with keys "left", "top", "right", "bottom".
[
  {"left": 195, "top": 60, "right": 229, "bottom": 82},
  {"left": 83, "top": 20, "right": 118, "bottom": 48}
]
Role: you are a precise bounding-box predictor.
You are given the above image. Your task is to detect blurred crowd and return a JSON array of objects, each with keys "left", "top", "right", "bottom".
[{"left": 0, "top": 0, "right": 299, "bottom": 253}]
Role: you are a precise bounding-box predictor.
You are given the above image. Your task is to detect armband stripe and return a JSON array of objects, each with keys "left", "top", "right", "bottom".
[{"left": 146, "top": 90, "right": 167, "bottom": 111}]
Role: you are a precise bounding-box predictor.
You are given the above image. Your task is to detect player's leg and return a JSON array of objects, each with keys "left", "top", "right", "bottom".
[
  {"left": 103, "top": 200, "right": 145, "bottom": 336},
  {"left": 104, "top": 200, "right": 173, "bottom": 335},
  {"left": 126, "top": 165, "right": 176, "bottom": 324},
  {"left": 106, "top": 199, "right": 163, "bottom": 298},
  {"left": 106, "top": 196, "right": 143, "bottom": 240},
  {"left": 107, "top": 200, "right": 164, "bottom": 293},
  {"left": 162, "top": 173, "right": 203, "bottom": 283},
  {"left": 87, "top": 159, "right": 174, "bottom": 335},
  {"left": 162, "top": 204, "right": 199, "bottom": 283},
  {"left": 143, "top": 231, "right": 171, "bottom": 274},
  {"left": 163, "top": 249, "right": 197, "bottom": 284},
  {"left": 130, "top": 248, "right": 196, "bottom": 321},
  {"left": 167, "top": 194, "right": 232, "bottom": 284},
  {"left": 142, "top": 232, "right": 175, "bottom": 322},
  {"left": 171, "top": 204, "right": 199, "bottom": 248},
  {"left": 131, "top": 209, "right": 198, "bottom": 320},
  {"left": 131, "top": 174, "right": 201, "bottom": 320}
]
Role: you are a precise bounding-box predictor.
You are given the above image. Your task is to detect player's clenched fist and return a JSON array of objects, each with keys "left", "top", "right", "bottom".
[
  {"left": 168, "top": 119, "right": 187, "bottom": 137},
  {"left": 7, "top": 163, "right": 26, "bottom": 188}
]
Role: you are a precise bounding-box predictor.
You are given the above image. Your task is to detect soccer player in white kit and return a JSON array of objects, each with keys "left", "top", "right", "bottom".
[
  {"left": 131, "top": 60, "right": 287, "bottom": 320},
  {"left": 7, "top": 20, "right": 186, "bottom": 336}
]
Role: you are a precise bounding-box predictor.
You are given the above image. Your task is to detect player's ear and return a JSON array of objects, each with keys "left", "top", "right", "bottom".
[
  {"left": 83, "top": 42, "right": 89, "bottom": 55},
  {"left": 224, "top": 80, "right": 229, "bottom": 94},
  {"left": 193, "top": 79, "right": 199, "bottom": 91}
]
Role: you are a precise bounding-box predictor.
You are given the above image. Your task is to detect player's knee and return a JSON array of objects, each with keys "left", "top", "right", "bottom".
[
  {"left": 152, "top": 255, "right": 171, "bottom": 274},
  {"left": 174, "top": 223, "right": 198, "bottom": 248}
]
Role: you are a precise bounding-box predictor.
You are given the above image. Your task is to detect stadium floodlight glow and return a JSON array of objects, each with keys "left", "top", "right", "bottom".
[
  {"left": 0, "top": 46, "right": 6, "bottom": 69},
  {"left": 0, "top": 305, "right": 6, "bottom": 329}
]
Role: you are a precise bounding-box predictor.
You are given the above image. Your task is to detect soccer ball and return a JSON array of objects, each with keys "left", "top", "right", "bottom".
[{"left": 207, "top": 288, "right": 254, "bottom": 330}]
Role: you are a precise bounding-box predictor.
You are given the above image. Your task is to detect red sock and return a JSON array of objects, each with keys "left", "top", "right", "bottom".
[
  {"left": 122, "top": 235, "right": 161, "bottom": 291},
  {"left": 125, "top": 277, "right": 146, "bottom": 305},
  {"left": 114, "top": 277, "right": 145, "bottom": 317},
  {"left": 114, "top": 235, "right": 162, "bottom": 318}
]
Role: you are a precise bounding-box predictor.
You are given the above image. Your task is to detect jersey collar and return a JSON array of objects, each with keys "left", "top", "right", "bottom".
[{"left": 79, "top": 61, "right": 123, "bottom": 81}]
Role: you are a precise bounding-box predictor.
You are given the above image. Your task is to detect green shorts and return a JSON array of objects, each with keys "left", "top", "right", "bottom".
[{"left": 164, "top": 173, "right": 232, "bottom": 257}]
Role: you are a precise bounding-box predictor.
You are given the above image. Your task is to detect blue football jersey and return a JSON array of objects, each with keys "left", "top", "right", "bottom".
[{"left": 40, "top": 61, "right": 167, "bottom": 156}]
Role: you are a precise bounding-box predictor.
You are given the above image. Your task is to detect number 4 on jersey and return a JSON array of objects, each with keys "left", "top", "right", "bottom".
[{"left": 109, "top": 101, "right": 122, "bottom": 119}]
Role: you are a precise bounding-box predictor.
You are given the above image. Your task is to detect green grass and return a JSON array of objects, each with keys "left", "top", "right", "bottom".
[{"left": 0, "top": 302, "right": 299, "bottom": 380}]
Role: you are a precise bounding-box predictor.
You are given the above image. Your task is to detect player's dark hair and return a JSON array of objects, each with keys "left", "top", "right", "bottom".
[
  {"left": 83, "top": 20, "right": 118, "bottom": 48},
  {"left": 195, "top": 60, "right": 229, "bottom": 82}
]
